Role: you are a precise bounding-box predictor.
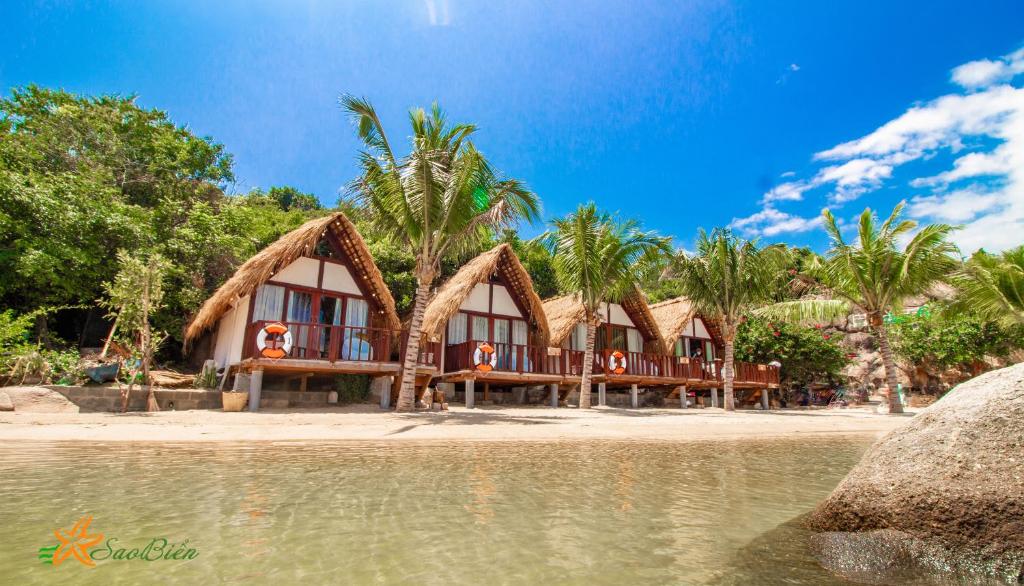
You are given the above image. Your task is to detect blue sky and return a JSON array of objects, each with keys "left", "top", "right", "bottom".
[{"left": 3, "top": 1, "right": 1023, "bottom": 252}]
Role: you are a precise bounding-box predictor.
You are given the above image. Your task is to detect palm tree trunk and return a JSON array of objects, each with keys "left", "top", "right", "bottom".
[
  {"left": 875, "top": 322, "right": 904, "bottom": 414},
  {"left": 396, "top": 277, "right": 432, "bottom": 412},
  {"left": 579, "top": 318, "right": 597, "bottom": 409},
  {"left": 723, "top": 337, "right": 736, "bottom": 411}
]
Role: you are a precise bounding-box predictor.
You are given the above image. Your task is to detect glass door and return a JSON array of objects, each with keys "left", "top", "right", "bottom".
[
  {"left": 287, "top": 290, "right": 313, "bottom": 357},
  {"left": 318, "top": 296, "right": 342, "bottom": 359},
  {"left": 342, "top": 298, "right": 371, "bottom": 360}
]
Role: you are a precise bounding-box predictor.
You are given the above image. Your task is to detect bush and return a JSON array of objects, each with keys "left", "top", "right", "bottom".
[
  {"left": 5, "top": 347, "right": 84, "bottom": 385},
  {"left": 734, "top": 316, "right": 848, "bottom": 389},
  {"left": 334, "top": 375, "right": 371, "bottom": 403},
  {"left": 889, "top": 311, "right": 1024, "bottom": 371}
]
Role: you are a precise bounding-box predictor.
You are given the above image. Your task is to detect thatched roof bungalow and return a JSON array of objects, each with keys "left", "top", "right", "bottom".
[
  {"left": 420, "top": 244, "right": 560, "bottom": 387},
  {"left": 542, "top": 289, "right": 666, "bottom": 354},
  {"left": 185, "top": 212, "right": 405, "bottom": 380},
  {"left": 647, "top": 296, "right": 722, "bottom": 361}
]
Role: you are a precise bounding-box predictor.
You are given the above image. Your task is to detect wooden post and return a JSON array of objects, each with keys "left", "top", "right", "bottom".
[
  {"left": 630, "top": 384, "right": 639, "bottom": 408},
  {"left": 679, "top": 386, "right": 688, "bottom": 409},
  {"left": 761, "top": 387, "right": 770, "bottom": 410},
  {"left": 598, "top": 382, "right": 607, "bottom": 407},
  {"left": 549, "top": 383, "right": 558, "bottom": 408},
  {"left": 483, "top": 382, "right": 490, "bottom": 402},
  {"left": 378, "top": 376, "right": 391, "bottom": 409},
  {"left": 711, "top": 387, "right": 719, "bottom": 408},
  {"left": 248, "top": 368, "right": 263, "bottom": 412},
  {"left": 465, "top": 379, "right": 475, "bottom": 409}
]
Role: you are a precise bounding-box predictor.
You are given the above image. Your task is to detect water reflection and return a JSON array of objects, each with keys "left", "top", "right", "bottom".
[{"left": 0, "top": 438, "right": 873, "bottom": 584}]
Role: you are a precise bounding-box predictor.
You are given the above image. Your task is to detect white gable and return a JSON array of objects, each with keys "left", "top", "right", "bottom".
[
  {"left": 214, "top": 294, "right": 250, "bottom": 368},
  {"left": 322, "top": 262, "right": 361, "bottom": 295},
  {"left": 692, "top": 317, "right": 711, "bottom": 339},
  {"left": 273, "top": 257, "right": 320, "bottom": 288},
  {"left": 460, "top": 282, "right": 490, "bottom": 313},
  {"left": 491, "top": 284, "right": 522, "bottom": 317},
  {"left": 607, "top": 303, "right": 635, "bottom": 327}
]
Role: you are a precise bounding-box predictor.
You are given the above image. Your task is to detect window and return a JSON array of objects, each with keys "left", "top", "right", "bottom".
[
  {"left": 609, "top": 326, "right": 626, "bottom": 350},
  {"left": 569, "top": 323, "right": 587, "bottom": 351},
  {"left": 471, "top": 316, "right": 489, "bottom": 341},
  {"left": 447, "top": 313, "right": 468, "bottom": 344},
  {"left": 626, "top": 328, "right": 643, "bottom": 353},
  {"left": 512, "top": 320, "right": 527, "bottom": 346},
  {"left": 252, "top": 284, "right": 285, "bottom": 323},
  {"left": 674, "top": 338, "right": 684, "bottom": 357},
  {"left": 342, "top": 298, "right": 371, "bottom": 360}
]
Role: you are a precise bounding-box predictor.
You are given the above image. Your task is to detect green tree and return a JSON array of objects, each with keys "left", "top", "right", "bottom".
[
  {"left": 889, "top": 310, "right": 1023, "bottom": 376},
  {"left": 952, "top": 246, "right": 1024, "bottom": 326},
  {"left": 734, "top": 317, "right": 848, "bottom": 390},
  {"left": 246, "top": 186, "right": 323, "bottom": 212},
  {"left": 343, "top": 96, "right": 540, "bottom": 412},
  {"left": 759, "top": 203, "right": 959, "bottom": 413},
  {"left": 541, "top": 203, "right": 671, "bottom": 408},
  {"left": 674, "top": 229, "right": 782, "bottom": 410}
]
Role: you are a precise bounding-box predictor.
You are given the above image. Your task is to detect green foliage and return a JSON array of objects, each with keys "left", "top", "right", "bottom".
[
  {"left": 760, "top": 203, "right": 959, "bottom": 325},
  {"left": 952, "top": 246, "right": 1024, "bottom": 327},
  {"left": 889, "top": 310, "right": 1023, "bottom": 370},
  {"left": 334, "top": 374, "right": 371, "bottom": 403},
  {"left": 734, "top": 317, "right": 848, "bottom": 388},
  {"left": 0, "top": 310, "right": 33, "bottom": 352},
  {"left": 674, "top": 228, "right": 784, "bottom": 340},
  {"left": 245, "top": 186, "right": 322, "bottom": 212},
  {"left": 541, "top": 203, "right": 671, "bottom": 314},
  {"left": 0, "top": 85, "right": 323, "bottom": 352},
  {"left": 5, "top": 347, "right": 84, "bottom": 385}
]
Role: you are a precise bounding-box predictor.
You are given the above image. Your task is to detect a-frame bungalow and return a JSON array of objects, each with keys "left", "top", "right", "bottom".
[
  {"left": 184, "top": 212, "right": 438, "bottom": 408},
  {"left": 418, "top": 243, "right": 559, "bottom": 406}
]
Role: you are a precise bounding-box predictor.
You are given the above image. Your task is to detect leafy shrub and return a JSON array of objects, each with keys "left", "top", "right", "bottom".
[
  {"left": 6, "top": 347, "right": 84, "bottom": 385},
  {"left": 334, "top": 375, "right": 371, "bottom": 403},
  {"left": 889, "top": 311, "right": 1024, "bottom": 371},
  {"left": 734, "top": 316, "right": 848, "bottom": 389}
]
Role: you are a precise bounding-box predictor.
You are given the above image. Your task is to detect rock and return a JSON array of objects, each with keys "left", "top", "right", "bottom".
[
  {"left": 0, "top": 391, "right": 12, "bottom": 411},
  {"left": 806, "top": 363, "right": 1024, "bottom": 583},
  {"left": 0, "top": 386, "right": 80, "bottom": 413}
]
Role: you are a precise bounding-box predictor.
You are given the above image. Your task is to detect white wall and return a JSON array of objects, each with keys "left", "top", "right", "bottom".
[
  {"left": 460, "top": 282, "right": 490, "bottom": 313},
  {"left": 322, "top": 262, "right": 361, "bottom": 295},
  {"left": 213, "top": 295, "right": 250, "bottom": 368},
  {"left": 692, "top": 317, "right": 711, "bottom": 339},
  {"left": 605, "top": 302, "right": 635, "bottom": 327},
  {"left": 490, "top": 284, "right": 522, "bottom": 317},
  {"left": 274, "top": 257, "right": 320, "bottom": 288}
]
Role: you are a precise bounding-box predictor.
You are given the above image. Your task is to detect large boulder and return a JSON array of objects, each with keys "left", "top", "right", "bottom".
[
  {"left": 0, "top": 386, "right": 80, "bottom": 412},
  {"left": 806, "top": 362, "right": 1024, "bottom": 583}
]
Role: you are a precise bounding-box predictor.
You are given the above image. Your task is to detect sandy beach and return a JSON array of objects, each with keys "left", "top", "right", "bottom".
[{"left": 0, "top": 405, "right": 914, "bottom": 443}]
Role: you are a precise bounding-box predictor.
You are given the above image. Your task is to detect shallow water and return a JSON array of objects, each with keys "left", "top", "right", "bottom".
[{"left": 0, "top": 438, "right": 872, "bottom": 584}]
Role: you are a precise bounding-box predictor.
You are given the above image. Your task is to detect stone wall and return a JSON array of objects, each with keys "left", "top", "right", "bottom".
[{"left": 45, "top": 386, "right": 222, "bottom": 412}]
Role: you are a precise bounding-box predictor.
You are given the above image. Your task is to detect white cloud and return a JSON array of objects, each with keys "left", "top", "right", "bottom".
[
  {"left": 740, "top": 46, "right": 1024, "bottom": 250},
  {"left": 761, "top": 181, "right": 808, "bottom": 203},
  {"left": 730, "top": 207, "right": 822, "bottom": 238},
  {"left": 907, "top": 187, "right": 1003, "bottom": 223},
  {"left": 789, "top": 63, "right": 800, "bottom": 72},
  {"left": 951, "top": 47, "right": 1024, "bottom": 89}
]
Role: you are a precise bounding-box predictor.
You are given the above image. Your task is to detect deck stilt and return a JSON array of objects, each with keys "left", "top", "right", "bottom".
[
  {"left": 630, "top": 384, "right": 639, "bottom": 408},
  {"left": 711, "top": 387, "right": 719, "bottom": 408},
  {"left": 549, "top": 383, "right": 558, "bottom": 408},
  {"left": 761, "top": 387, "right": 770, "bottom": 410},
  {"left": 678, "top": 385, "right": 687, "bottom": 409},
  {"left": 598, "top": 382, "right": 607, "bottom": 407},
  {"left": 465, "top": 379, "right": 475, "bottom": 409},
  {"left": 248, "top": 368, "right": 263, "bottom": 413}
]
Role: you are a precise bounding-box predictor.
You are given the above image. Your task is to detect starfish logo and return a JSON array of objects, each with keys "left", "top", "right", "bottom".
[{"left": 39, "top": 516, "right": 105, "bottom": 567}]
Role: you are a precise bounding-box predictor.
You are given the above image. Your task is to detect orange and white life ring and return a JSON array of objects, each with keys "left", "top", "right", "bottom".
[
  {"left": 256, "top": 322, "right": 292, "bottom": 359},
  {"left": 609, "top": 350, "right": 627, "bottom": 374},
  {"left": 473, "top": 343, "right": 499, "bottom": 372}
]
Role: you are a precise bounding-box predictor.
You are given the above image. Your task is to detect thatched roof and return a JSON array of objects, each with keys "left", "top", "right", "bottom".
[
  {"left": 420, "top": 244, "right": 550, "bottom": 345},
  {"left": 184, "top": 212, "right": 400, "bottom": 345},
  {"left": 542, "top": 289, "right": 667, "bottom": 353},
  {"left": 648, "top": 297, "right": 696, "bottom": 344}
]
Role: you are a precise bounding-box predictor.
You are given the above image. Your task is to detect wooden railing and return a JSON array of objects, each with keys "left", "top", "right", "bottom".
[
  {"left": 442, "top": 343, "right": 778, "bottom": 386},
  {"left": 591, "top": 350, "right": 780, "bottom": 386},
  {"left": 246, "top": 321, "right": 440, "bottom": 368}
]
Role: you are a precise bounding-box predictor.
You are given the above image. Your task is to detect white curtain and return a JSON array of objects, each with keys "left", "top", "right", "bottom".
[
  {"left": 447, "top": 312, "right": 468, "bottom": 345},
  {"left": 252, "top": 285, "right": 285, "bottom": 323},
  {"left": 471, "top": 316, "right": 489, "bottom": 341},
  {"left": 570, "top": 323, "right": 587, "bottom": 351},
  {"left": 627, "top": 328, "right": 643, "bottom": 353},
  {"left": 342, "top": 298, "right": 371, "bottom": 360},
  {"left": 493, "top": 319, "right": 510, "bottom": 344},
  {"left": 288, "top": 291, "right": 313, "bottom": 357},
  {"left": 512, "top": 320, "right": 527, "bottom": 345}
]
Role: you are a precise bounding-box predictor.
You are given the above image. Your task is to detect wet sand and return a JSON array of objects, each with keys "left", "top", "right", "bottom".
[{"left": 0, "top": 405, "right": 913, "bottom": 442}]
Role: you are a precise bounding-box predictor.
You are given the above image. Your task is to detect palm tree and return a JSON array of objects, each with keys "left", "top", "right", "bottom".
[
  {"left": 674, "top": 229, "right": 783, "bottom": 411},
  {"left": 759, "top": 203, "right": 958, "bottom": 413},
  {"left": 542, "top": 203, "right": 671, "bottom": 408},
  {"left": 343, "top": 97, "right": 540, "bottom": 412},
  {"left": 952, "top": 246, "right": 1024, "bottom": 326}
]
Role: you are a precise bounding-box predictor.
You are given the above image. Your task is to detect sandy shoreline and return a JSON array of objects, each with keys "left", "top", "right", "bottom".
[{"left": 0, "top": 405, "right": 914, "bottom": 443}]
